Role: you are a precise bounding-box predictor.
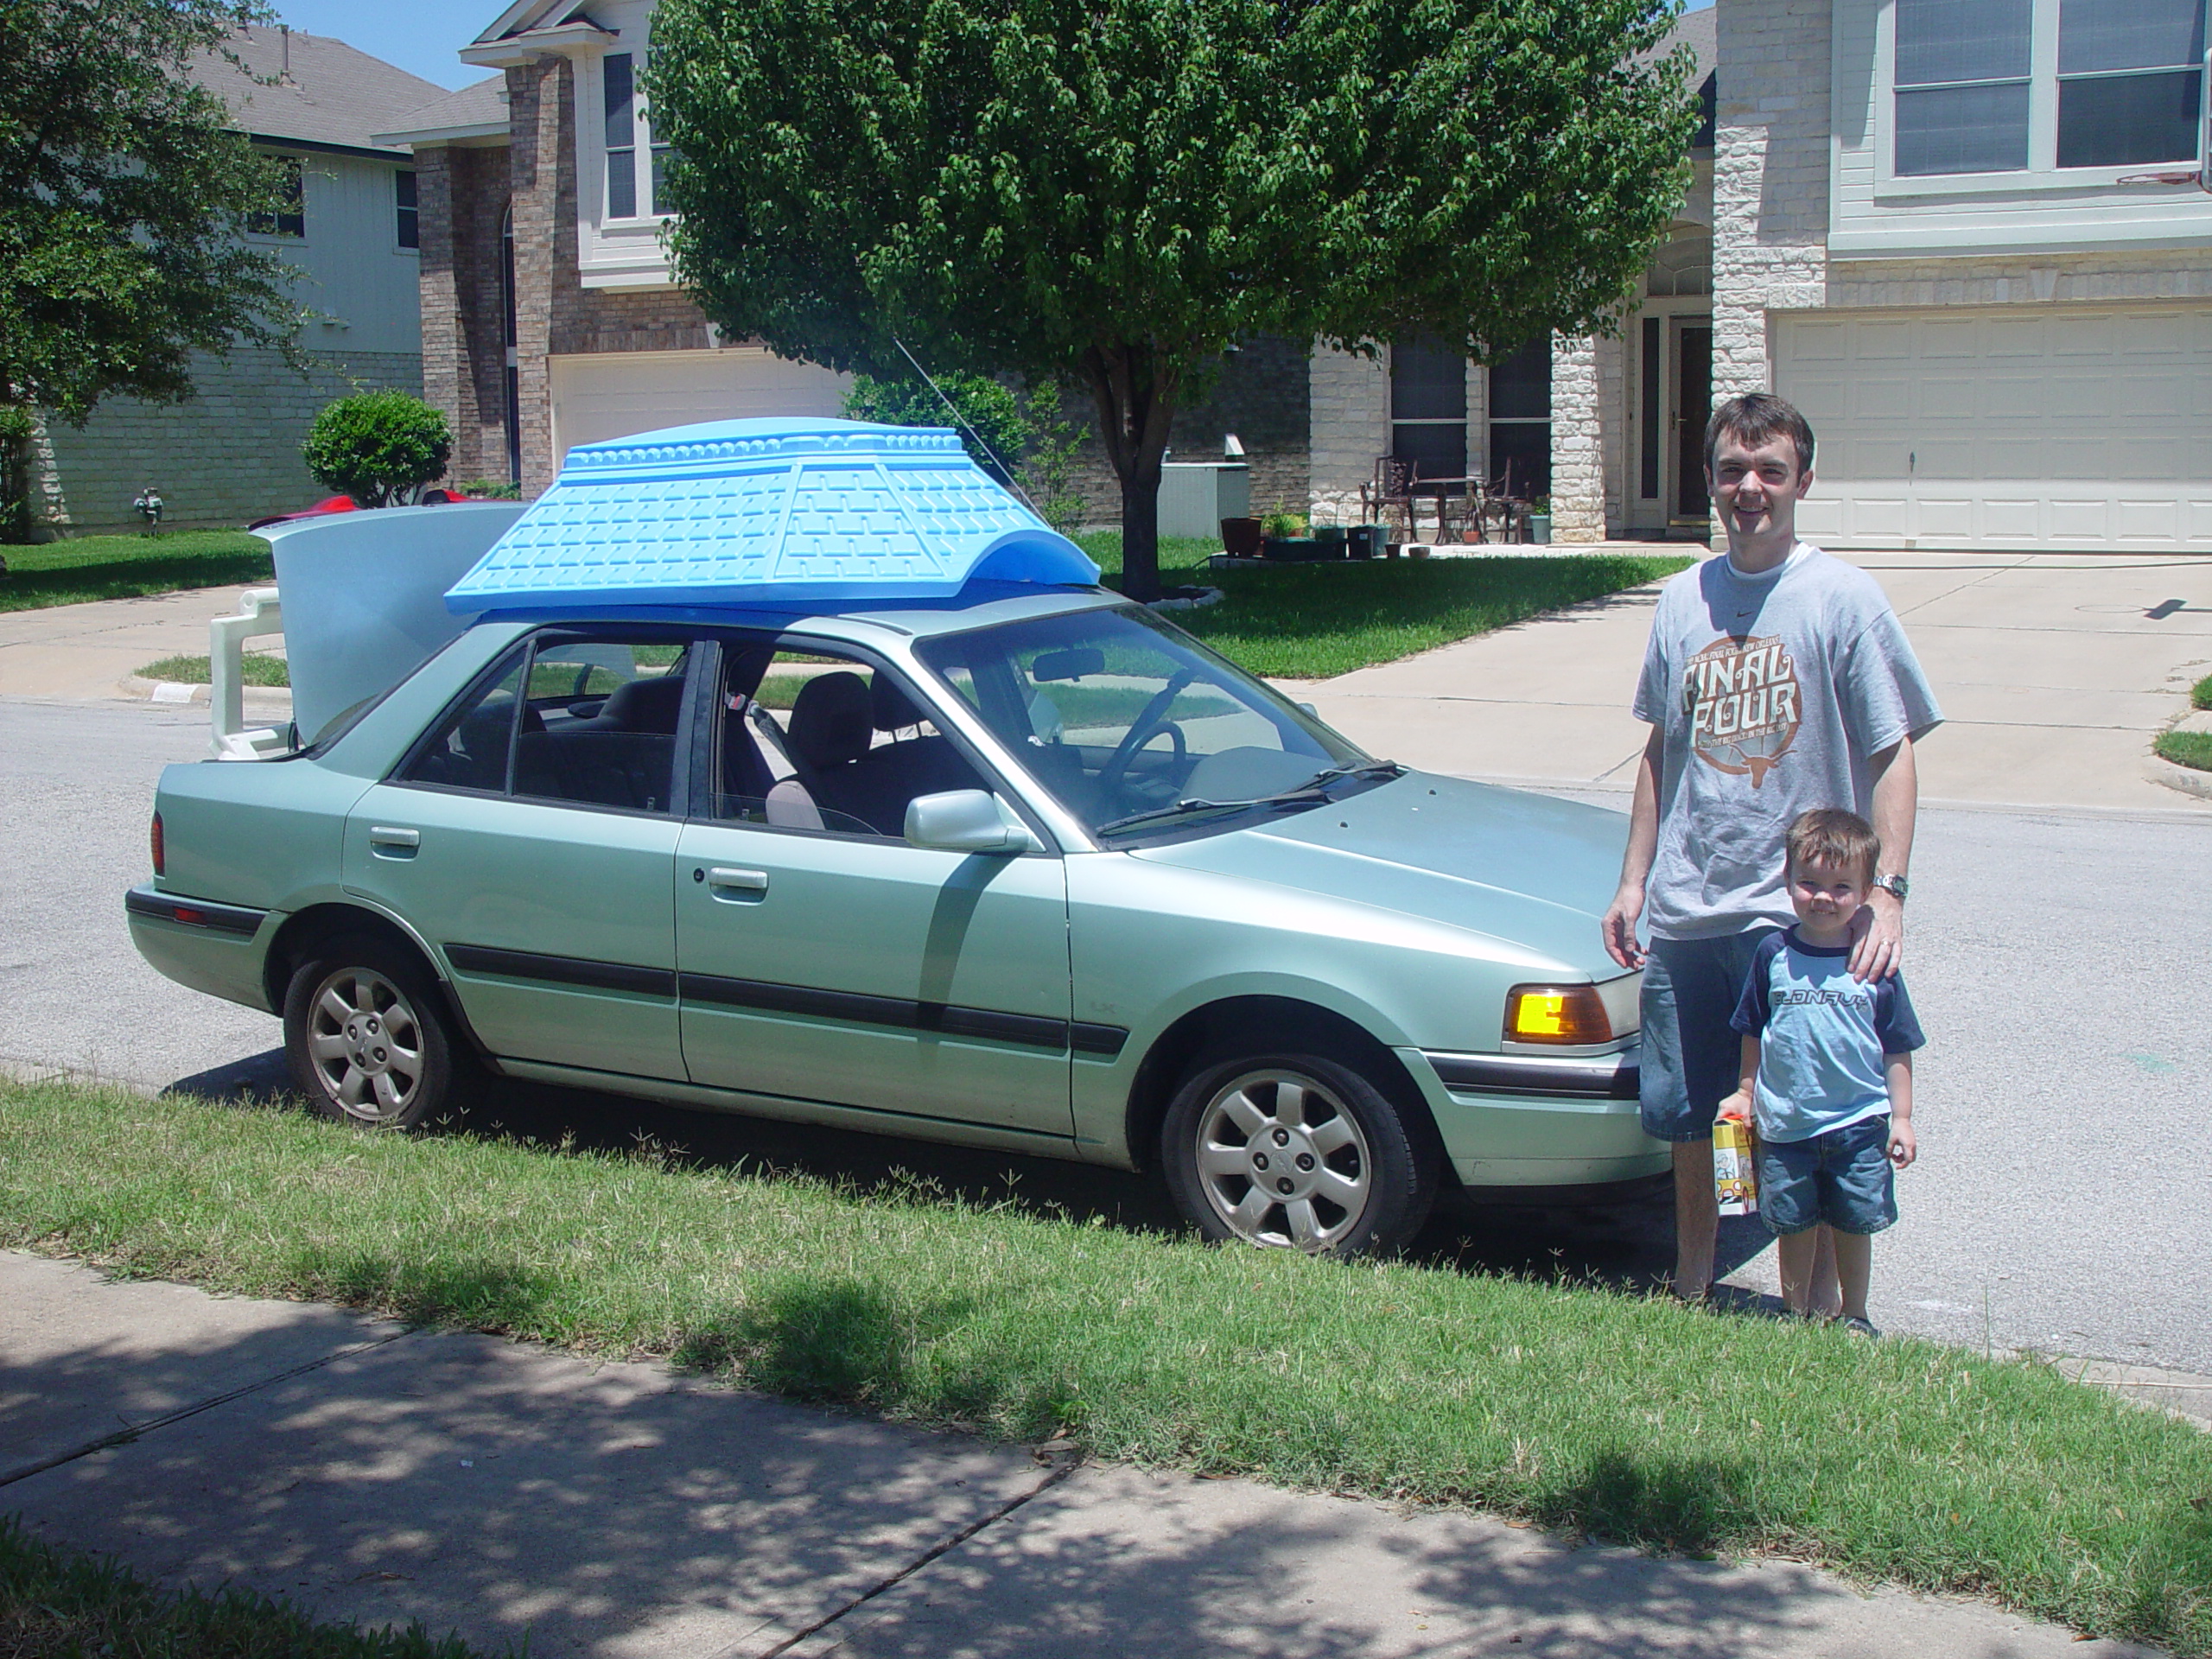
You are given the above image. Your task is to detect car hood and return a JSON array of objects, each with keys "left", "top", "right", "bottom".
[{"left": 1128, "top": 772, "right": 1629, "bottom": 976}]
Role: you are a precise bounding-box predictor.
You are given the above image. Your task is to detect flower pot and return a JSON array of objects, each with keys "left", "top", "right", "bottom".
[
  {"left": 1262, "top": 537, "right": 1324, "bottom": 562},
  {"left": 1347, "top": 524, "right": 1386, "bottom": 560},
  {"left": 1313, "top": 526, "right": 1348, "bottom": 560},
  {"left": 1219, "top": 516, "right": 1263, "bottom": 559},
  {"left": 1528, "top": 514, "right": 1553, "bottom": 545}
]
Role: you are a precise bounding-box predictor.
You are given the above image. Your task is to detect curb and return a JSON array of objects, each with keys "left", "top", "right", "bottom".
[
  {"left": 2146, "top": 754, "right": 2212, "bottom": 802},
  {"left": 116, "top": 675, "right": 292, "bottom": 717}
]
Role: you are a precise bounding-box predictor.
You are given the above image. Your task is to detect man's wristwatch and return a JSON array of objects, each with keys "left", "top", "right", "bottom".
[{"left": 1872, "top": 873, "right": 1910, "bottom": 902}]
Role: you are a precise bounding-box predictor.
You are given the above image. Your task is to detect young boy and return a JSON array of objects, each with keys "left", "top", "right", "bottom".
[{"left": 1719, "top": 808, "right": 1923, "bottom": 1333}]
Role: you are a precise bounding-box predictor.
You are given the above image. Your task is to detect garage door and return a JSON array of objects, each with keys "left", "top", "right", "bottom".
[
  {"left": 1777, "top": 306, "right": 2212, "bottom": 550},
  {"left": 549, "top": 346, "right": 850, "bottom": 466}
]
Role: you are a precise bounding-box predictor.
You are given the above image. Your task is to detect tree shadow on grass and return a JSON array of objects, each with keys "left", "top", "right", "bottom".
[{"left": 0, "top": 551, "right": 273, "bottom": 613}]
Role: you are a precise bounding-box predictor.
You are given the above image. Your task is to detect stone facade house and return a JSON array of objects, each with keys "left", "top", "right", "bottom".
[
  {"left": 38, "top": 27, "right": 440, "bottom": 533},
  {"left": 1701, "top": 0, "right": 2211, "bottom": 551},
  {"left": 393, "top": 1, "right": 2210, "bottom": 553},
  {"left": 388, "top": 0, "right": 1718, "bottom": 527}
]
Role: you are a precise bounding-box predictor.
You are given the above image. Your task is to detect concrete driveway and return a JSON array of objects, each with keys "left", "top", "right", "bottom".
[{"left": 1289, "top": 549, "right": 2212, "bottom": 814}]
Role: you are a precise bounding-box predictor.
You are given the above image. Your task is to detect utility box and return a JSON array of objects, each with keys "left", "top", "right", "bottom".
[{"left": 1157, "top": 461, "right": 1251, "bottom": 539}]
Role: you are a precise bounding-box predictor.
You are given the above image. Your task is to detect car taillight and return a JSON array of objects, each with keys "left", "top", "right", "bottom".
[
  {"left": 150, "top": 811, "right": 164, "bottom": 876},
  {"left": 1504, "top": 983, "right": 1611, "bottom": 1046}
]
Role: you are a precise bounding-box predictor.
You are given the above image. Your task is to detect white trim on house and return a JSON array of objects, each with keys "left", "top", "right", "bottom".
[{"left": 1829, "top": 0, "right": 2212, "bottom": 258}]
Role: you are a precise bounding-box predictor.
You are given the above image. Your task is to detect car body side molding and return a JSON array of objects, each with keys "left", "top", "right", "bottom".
[
  {"left": 125, "top": 885, "right": 268, "bottom": 938},
  {"left": 1421, "top": 1047, "right": 1640, "bottom": 1101},
  {"left": 677, "top": 969, "right": 1127, "bottom": 1058},
  {"left": 445, "top": 942, "right": 678, "bottom": 1000}
]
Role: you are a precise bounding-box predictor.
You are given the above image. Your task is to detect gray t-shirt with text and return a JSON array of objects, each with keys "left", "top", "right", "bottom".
[{"left": 1631, "top": 544, "right": 1942, "bottom": 940}]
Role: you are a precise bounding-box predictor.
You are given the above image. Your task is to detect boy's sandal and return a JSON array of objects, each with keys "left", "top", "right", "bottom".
[{"left": 1841, "top": 1316, "right": 1881, "bottom": 1338}]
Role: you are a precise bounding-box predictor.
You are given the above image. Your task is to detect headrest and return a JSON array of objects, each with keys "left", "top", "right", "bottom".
[
  {"left": 594, "top": 672, "right": 686, "bottom": 734},
  {"left": 787, "top": 671, "right": 874, "bottom": 769},
  {"left": 871, "top": 673, "right": 925, "bottom": 734}
]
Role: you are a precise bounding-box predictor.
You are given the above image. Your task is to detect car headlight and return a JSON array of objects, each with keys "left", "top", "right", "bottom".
[{"left": 1503, "top": 982, "right": 1613, "bottom": 1046}]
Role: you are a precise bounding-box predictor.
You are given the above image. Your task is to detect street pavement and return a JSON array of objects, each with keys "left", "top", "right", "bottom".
[{"left": 0, "top": 1250, "right": 2167, "bottom": 1659}]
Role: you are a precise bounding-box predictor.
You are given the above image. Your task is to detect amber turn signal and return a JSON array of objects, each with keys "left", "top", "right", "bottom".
[{"left": 1504, "top": 982, "right": 1611, "bottom": 1046}]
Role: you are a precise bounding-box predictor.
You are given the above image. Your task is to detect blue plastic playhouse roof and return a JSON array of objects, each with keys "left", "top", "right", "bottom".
[{"left": 444, "top": 417, "right": 1099, "bottom": 614}]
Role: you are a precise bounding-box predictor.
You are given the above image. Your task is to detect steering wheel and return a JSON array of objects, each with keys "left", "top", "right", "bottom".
[{"left": 1096, "top": 668, "right": 1197, "bottom": 803}]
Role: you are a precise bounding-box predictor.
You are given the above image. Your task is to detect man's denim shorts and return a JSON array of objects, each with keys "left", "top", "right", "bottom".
[
  {"left": 1757, "top": 1116, "right": 1898, "bottom": 1237},
  {"left": 1639, "top": 931, "right": 1772, "bottom": 1143}
]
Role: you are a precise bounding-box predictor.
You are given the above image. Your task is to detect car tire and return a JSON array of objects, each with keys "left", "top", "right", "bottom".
[
  {"left": 1160, "top": 1048, "right": 1439, "bottom": 1257},
  {"left": 283, "top": 934, "right": 467, "bottom": 1130}
]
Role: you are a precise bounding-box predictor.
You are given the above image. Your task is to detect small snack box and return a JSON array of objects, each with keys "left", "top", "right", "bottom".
[{"left": 1713, "top": 1111, "right": 1758, "bottom": 1216}]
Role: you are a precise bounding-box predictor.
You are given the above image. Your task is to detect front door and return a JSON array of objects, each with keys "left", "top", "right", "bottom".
[
  {"left": 1671, "top": 321, "right": 1713, "bottom": 527},
  {"left": 673, "top": 637, "right": 1076, "bottom": 1142}
]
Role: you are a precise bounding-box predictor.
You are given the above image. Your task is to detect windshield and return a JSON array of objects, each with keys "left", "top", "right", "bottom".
[{"left": 915, "top": 604, "right": 1382, "bottom": 842}]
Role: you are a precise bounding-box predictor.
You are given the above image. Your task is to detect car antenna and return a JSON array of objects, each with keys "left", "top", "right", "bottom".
[{"left": 891, "top": 337, "right": 1046, "bottom": 520}]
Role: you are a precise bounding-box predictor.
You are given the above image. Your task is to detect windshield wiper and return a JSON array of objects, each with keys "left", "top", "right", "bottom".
[
  {"left": 1093, "top": 797, "right": 1257, "bottom": 837},
  {"left": 1093, "top": 762, "right": 1403, "bottom": 840}
]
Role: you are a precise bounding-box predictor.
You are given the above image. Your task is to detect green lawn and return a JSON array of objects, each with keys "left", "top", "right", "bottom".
[
  {"left": 0, "top": 531, "right": 272, "bottom": 613},
  {"left": 1074, "top": 531, "right": 1690, "bottom": 680},
  {"left": 0, "top": 1516, "right": 488, "bottom": 1658},
  {"left": 2155, "top": 728, "right": 2212, "bottom": 772},
  {"left": 4, "top": 1077, "right": 2208, "bottom": 1655},
  {"left": 137, "top": 651, "right": 291, "bottom": 687}
]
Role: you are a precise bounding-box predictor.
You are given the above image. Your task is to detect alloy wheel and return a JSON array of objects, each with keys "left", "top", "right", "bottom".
[
  {"left": 303, "top": 965, "right": 429, "bottom": 1123},
  {"left": 1192, "top": 1068, "right": 1374, "bottom": 1252}
]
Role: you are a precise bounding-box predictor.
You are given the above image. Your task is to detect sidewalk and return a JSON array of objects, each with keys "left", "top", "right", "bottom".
[
  {"left": 0, "top": 582, "right": 285, "bottom": 706},
  {"left": 0, "top": 1250, "right": 2168, "bottom": 1659},
  {"left": 1282, "top": 549, "right": 2212, "bottom": 815}
]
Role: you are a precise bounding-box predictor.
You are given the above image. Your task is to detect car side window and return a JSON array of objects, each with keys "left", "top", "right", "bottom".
[
  {"left": 712, "top": 640, "right": 987, "bottom": 838},
  {"left": 398, "top": 634, "right": 692, "bottom": 816},
  {"left": 399, "top": 650, "right": 526, "bottom": 793}
]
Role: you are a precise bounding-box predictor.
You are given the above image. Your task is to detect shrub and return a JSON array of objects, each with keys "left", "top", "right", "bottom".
[
  {"left": 454, "top": 477, "right": 522, "bottom": 500},
  {"left": 302, "top": 392, "right": 453, "bottom": 508}
]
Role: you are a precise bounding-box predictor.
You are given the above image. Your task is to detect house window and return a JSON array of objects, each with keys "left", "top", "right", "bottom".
[
  {"left": 395, "top": 169, "right": 418, "bottom": 250},
  {"left": 602, "top": 52, "right": 675, "bottom": 219},
  {"left": 1389, "top": 338, "right": 1467, "bottom": 485},
  {"left": 1893, "top": 0, "right": 2206, "bottom": 177},
  {"left": 2056, "top": 0, "right": 2206, "bottom": 168},
  {"left": 1487, "top": 338, "right": 1552, "bottom": 499},
  {"left": 248, "top": 154, "right": 306, "bottom": 238}
]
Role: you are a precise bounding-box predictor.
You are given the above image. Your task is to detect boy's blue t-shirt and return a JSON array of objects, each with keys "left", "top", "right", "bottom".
[{"left": 1730, "top": 927, "right": 1925, "bottom": 1143}]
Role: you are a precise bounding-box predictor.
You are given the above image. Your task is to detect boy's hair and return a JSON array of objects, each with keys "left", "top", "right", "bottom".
[
  {"left": 1787, "top": 808, "right": 1879, "bottom": 883},
  {"left": 1705, "top": 391, "right": 1815, "bottom": 478}
]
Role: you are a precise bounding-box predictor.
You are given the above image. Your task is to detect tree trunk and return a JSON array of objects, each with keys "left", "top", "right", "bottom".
[
  {"left": 1083, "top": 342, "right": 1179, "bottom": 602},
  {"left": 0, "top": 410, "right": 31, "bottom": 547}
]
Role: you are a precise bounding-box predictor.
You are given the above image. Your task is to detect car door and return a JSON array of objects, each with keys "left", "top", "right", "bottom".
[
  {"left": 673, "top": 636, "right": 1075, "bottom": 1141},
  {"left": 343, "top": 629, "right": 696, "bottom": 1082}
]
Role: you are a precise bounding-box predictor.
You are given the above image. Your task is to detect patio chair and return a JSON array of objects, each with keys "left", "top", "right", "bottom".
[{"left": 1360, "top": 457, "right": 1421, "bottom": 540}]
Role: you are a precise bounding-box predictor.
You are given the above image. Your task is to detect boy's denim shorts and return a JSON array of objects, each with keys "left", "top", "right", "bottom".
[
  {"left": 1757, "top": 1116, "right": 1898, "bottom": 1237},
  {"left": 1638, "top": 931, "right": 1773, "bottom": 1143}
]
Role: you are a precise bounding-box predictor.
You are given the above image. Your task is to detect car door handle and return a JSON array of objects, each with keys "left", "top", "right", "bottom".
[
  {"left": 368, "top": 826, "right": 420, "bottom": 858},
  {"left": 704, "top": 866, "right": 769, "bottom": 900}
]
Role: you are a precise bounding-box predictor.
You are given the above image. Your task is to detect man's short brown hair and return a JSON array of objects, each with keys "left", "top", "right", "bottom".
[
  {"left": 1786, "top": 808, "right": 1879, "bottom": 883},
  {"left": 1705, "top": 391, "right": 1815, "bottom": 478}
]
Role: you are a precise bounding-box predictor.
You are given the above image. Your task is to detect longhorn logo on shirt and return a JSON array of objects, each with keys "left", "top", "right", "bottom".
[{"left": 1682, "top": 634, "right": 1801, "bottom": 785}]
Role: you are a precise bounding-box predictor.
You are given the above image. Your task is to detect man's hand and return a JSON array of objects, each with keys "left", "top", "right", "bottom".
[
  {"left": 1602, "top": 883, "right": 1647, "bottom": 969},
  {"left": 1848, "top": 887, "right": 1904, "bottom": 981},
  {"left": 1887, "top": 1118, "right": 1916, "bottom": 1168}
]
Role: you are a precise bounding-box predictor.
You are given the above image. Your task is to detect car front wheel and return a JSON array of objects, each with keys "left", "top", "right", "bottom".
[
  {"left": 1161, "top": 1050, "right": 1438, "bottom": 1257},
  {"left": 283, "top": 935, "right": 464, "bottom": 1129}
]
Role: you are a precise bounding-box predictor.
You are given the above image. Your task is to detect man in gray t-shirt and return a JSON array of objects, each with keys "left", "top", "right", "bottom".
[{"left": 1601, "top": 392, "right": 1942, "bottom": 1306}]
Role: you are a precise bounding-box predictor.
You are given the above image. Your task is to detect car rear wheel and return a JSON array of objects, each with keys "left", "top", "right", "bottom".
[
  {"left": 283, "top": 935, "right": 464, "bottom": 1129},
  {"left": 1161, "top": 1049, "right": 1437, "bottom": 1257}
]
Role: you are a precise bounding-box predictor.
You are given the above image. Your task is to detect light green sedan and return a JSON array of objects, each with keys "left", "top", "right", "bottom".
[{"left": 130, "top": 588, "right": 1661, "bottom": 1256}]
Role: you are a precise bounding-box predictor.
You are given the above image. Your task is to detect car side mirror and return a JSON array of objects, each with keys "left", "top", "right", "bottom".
[{"left": 904, "top": 789, "right": 1043, "bottom": 855}]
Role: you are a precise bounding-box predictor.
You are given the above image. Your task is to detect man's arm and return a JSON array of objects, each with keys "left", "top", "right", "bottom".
[
  {"left": 1601, "top": 725, "right": 1664, "bottom": 969},
  {"left": 1850, "top": 733, "right": 1916, "bottom": 981}
]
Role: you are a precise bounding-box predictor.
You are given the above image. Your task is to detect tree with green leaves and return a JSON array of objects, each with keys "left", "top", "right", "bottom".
[
  {"left": 302, "top": 391, "right": 454, "bottom": 508},
  {"left": 844, "top": 370, "right": 1089, "bottom": 535},
  {"left": 0, "top": 0, "right": 308, "bottom": 541},
  {"left": 650, "top": 0, "right": 1695, "bottom": 599}
]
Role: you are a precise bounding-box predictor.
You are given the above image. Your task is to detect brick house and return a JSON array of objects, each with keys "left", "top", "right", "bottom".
[{"left": 38, "top": 27, "right": 440, "bottom": 533}]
